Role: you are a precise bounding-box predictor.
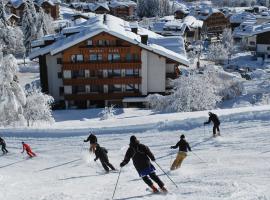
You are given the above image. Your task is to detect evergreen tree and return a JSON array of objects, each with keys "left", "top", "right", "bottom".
[
  {"left": 22, "top": 0, "right": 38, "bottom": 55},
  {"left": 0, "top": 49, "right": 26, "bottom": 126}
]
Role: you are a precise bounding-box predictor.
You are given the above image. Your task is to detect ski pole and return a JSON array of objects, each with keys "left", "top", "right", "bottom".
[
  {"left": 191, "top": 151, "right": 207, "bottom": 164},
  {"left": 112, "top": 167, "right": 122, "bottom": 200},
  {"left": 154, "top": 161, "right": 178, "bottom": 188}
]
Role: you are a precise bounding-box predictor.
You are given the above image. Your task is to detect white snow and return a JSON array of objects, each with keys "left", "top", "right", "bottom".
[{"left": 0, "top": 106, "right": 270, "bottom": 199}]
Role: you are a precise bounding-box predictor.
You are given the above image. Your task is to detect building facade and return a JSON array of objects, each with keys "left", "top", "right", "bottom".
[{"left": 31, "top": 15, "right": 188, "bottom": 109}]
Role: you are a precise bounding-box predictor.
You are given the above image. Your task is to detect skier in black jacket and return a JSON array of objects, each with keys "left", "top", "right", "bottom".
[
  {"left": 84, "top": 133, "right": 97, "bottom": 153},
  {"left": 170, "top": 134, "right": 191, "bottom": 170},
  {"left": 120, "top": 135, "right": 167, "bottom": 193},
  {"left": 0, "top": 137, "right": 8, "bottom": 154},
  {"left": 94, "top": 143, "right": 115, "bottom": 172},
  {"left": 204, "top": 112, "right": 220, "bottom": 137}
]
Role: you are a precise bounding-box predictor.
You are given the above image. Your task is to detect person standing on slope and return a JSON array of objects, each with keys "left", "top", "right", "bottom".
[
  {"left": 170, "top": 134, "right": 191, "bottom": 170},
  {"left": 0, "top": 137, "right": 8, "bottom": 154},
  {"left": 84, "top": 133, "right": 97, "bottom": 153},
  {"left": 120, "top": 136, "right": 168, "bottom": 193},
  {"left": 204, "top": 112, "right": 221, "bottom": 137},
  {"left": 94, "top": 143, "right": 116, "bottom": 173},
  {"left": 21, "top": 142, "right": 36, "bottom": 157}
]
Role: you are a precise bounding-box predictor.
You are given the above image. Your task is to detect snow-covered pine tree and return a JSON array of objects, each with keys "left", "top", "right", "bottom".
[
  {"left": 99, "top": 105, "right": 116, "bottom": 120},
  {"left": 207, "top": 42, "right": 228, "bottom": 64},
  {"left": 158, "top": 0, "right": 171, "bottom": 17},
  {"left": 0, "top": 0, "right": 9, "bottom": 26},
  {"left": 137, "top": 0, "right": 159, "bottom": 17},
  {"left": 22, "top": 0, "right": 38, "bottom": 55},
  {"left": 222, "top": 28, "right": 234, "bottom": 63},
  {"left": 36, "top": 8, "right": 55, "bottom": 37},
  {"left": 147, "top": 71, "right": 222, "bottom": 112},
  {"left": 0, "top": 49, "right": 26, "bottom": 126},
  {"left": 0, "top": 21, "right": 25, "bottom": 56},
  {"left": 24, "top": 87, "right": 54, "bottom": 126}
]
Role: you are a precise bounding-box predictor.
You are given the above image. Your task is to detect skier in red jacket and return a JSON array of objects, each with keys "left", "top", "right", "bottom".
[{"left": 21, "top": 142, "right": 36, "bottom": 157}]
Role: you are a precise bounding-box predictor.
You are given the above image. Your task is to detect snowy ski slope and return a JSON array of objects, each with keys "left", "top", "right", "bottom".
[{"left": 0, "top": 106, "right": 270, "bottom": 200}]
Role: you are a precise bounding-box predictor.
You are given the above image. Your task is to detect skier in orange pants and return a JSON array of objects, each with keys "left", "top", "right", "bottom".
[{"left": 21, "top": 142, "right": 36, "bottom": 157}]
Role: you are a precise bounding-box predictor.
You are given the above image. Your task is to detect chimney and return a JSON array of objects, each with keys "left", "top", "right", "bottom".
[
  {"left": 141, "top": 35, "right": 148, "bottom": 45},
  {"left": 103, "top": 14, "right": 107, "bottom": 24},
  {"left": 131, "top": 27, "right": 138, "bottom": 34}
]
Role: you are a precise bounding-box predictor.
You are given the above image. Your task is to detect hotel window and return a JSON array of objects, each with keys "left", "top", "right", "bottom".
[
  {"left": 59, "top": 87, "right": 64, "bottom": 96},
  {"left": 108, "top": 69, "right": 121, "bottom": 77},
  {"left": 267, "top": 46, "right": 270, "bottom": 51},
  {"left": 91, "top": 85, "right": 103, "bottom": 93},
  {"left": 126, "top": 53, "right": 132, "bottom": 61},
  {"left": 71, "top": 54, "right": 83, "bottom": 63},
  {"left": 57, "top": 58, "right": 62, "bottom": 64},
  {"left": 98, "top": 40, "right": 109, "bottom": 46},
  {"left": 72, "top": 85, "right": 85, "bottom": 94},
  {"left": 57, "top": 72, "right": 62, "bottom": 78},
  {"left": 126, "top": 84, "right": 139, "bottom": 92},
  {"left": 108, "top": 53, "right": 121, "bottom": 62},
  {"left": 72, "top": 70, "right": 85, "bottom": 78},
  {"left": 87, "top": 40, "right": 93, "bottom": 46},
  {"left": 109, "top": 84, "right": 122, "bottom": 93},
  {"left": 125, "top": 69, "right": 133, "bottom": 76},
  {"left": 133, "top": 54, "right": 139, "bottom": 61},
  {"left": 125, "top": 69, "right": 139, "bottom": 77},
  {"left": 90, "top": 54, "right": 102, "bottom": 61}
]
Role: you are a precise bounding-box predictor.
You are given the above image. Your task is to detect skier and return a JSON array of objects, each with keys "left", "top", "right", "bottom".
[
  {"left": 204, "top": 112, "right": 220, "bottom": 137},
  {"left": 84, "top": 133, "right": 97, "bottom": 153},
  {"left": 170, "top": 134, "right": 191, "bottom": 170},
  {"left": 21, "top": 142, "right": 36, "bottom": 157},
  {"left": 120, "top": 135, "right": 167, "bottom": 193},
  {"left": 0, "top": 137, "right": 8, "bottom": 154},
  {"left": 93, "top": 143, "right": 116, "bottom": 173}
]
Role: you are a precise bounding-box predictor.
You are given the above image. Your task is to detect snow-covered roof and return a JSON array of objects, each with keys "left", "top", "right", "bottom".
[
  {"left": 172, "top": 1, "right": 189, "bottom": 14},
  {"left": 230, "top": 12, "right": 256, "bottom": 24},
  {"left": 9, "top": 0, "right": 58, "bottom": 8},
  {"left": 197, "top": 7, "right": 223, "bottom": 21},
  {"left": 30, "top": 14, "right": 188, "bottom": 66},
  {"left": 183, "top": 16, "right": 203, "bottom": 28},
  {"left": 233, "top": 21, "right": 270, "bottom": 38},
  {"left": 108, "top": 0, "right": 136, "bottom": 8},
  {"left": 6, "top": 13, "right": 20, "bottom": 20}
]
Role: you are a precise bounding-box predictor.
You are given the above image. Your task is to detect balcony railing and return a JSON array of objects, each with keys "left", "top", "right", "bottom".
[
  {"left": 63, "top": 77, "right": 141, "bottom": 85},
  {"left": 64, "top": 92, "right": 141, "bottom": 101},
  {"left": 63, "top": 61, "right": 141, "bottom": 70}
]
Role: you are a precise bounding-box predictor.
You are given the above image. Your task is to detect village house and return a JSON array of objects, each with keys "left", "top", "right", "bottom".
[
  {"left": 150, "top": 15, "right": 202, "bottom": 46},
  {"left": 30, "top": 14, "right": 189, "bottom": 109},
  {"left": 69, "top": 0, "right": 136, "bottom": 20},
  {"left": 197, "top": 7, "right": 230, "bottom": 37},
  {"left": 7, "top": 0, "right": 60, "bottom": 22}
]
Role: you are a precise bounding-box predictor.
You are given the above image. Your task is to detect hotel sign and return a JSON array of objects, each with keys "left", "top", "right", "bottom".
[{"left": 80, "top": 48, "right": 123, "bottom": 54}]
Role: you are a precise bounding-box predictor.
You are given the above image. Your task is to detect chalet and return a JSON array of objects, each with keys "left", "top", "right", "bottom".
[
  {"left": 150, "top": 16, "right": 202, "bottom": 45},
  {"left": 198, "top": 8, "right": 230, "bottom": 37},
  {"left": 6, "top": 14, "right": 20, "bottom": 26},
  {"left": 254, "top": 24, "right": 270, "bottom": 62},
  {"left": 69, "top": 0, "right": 136, "bottom": 19},
  {"left": 108, "top": 0, "right": 136, "bottom": 20},
  {"left": 7, "top": 0, "right": 60, "bottom": 22},
  {"left": 230, "top": 12, "right": 256, "bottom": 31},
  {"left": 30, "top": 14, "right": 189, "bottom": 109}
]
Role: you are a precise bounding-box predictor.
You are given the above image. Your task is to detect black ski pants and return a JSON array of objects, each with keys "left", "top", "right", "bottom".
[
  {"left": 142, "top": 172, "right": 164, "bottom": 188},
  {"left": 1, "top": 144, "right": 8, "bottom": 154},
  {"left": 213, "top": 123, "right": 220, "bottom": 135},
  {"left": 101, "top": 160, "right": 115, "bottom": 172}
]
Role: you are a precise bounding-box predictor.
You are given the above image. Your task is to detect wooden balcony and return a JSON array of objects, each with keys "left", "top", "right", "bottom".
[
  {"left": 62, "top": 62, "right": 141, "bottom": 70},
  {"left": 64, "top": 92, "right": 141, "bottom": 101},
  {"left": 63, "top": 77, "right": 141, "bottom": 85}
]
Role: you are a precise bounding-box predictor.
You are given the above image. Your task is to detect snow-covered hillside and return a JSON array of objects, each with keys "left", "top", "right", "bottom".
[{"left": 0, "top": 107, "right": 269, "bottom": 200}]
